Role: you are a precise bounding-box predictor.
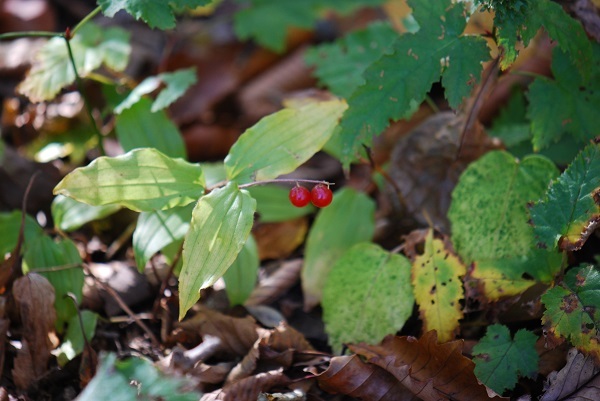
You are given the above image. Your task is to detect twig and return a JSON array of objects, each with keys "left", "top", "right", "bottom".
[
  {"left": 12, "top": 172, "right": 41, "bottom": 278},
  {"left": 72, "top": 6, "right": 102, "bottom": 36},
  {"left": 152, "top": 243, "right": 184, "bottom": 317},
  {"left": 0, "top": 31, "right": 57, "bottom": 40}
]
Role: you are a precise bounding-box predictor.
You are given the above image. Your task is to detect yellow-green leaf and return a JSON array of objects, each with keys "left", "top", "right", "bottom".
[
  {"left": 412, "top": 230, "right": 465, "bottom": 343},
  {"left": 178, "top": 182, "right": 256, "bottom": 319},
  {"left": 224, "top": 97, "right": 347, "bottom": 183},
  {"left": 52, "top": 195, "right": 121, "bottom": 232},
  {"left": 53, "top": 148, "right": 205, "bottom": 212}
]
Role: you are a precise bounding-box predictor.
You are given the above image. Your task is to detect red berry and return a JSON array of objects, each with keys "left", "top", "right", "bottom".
[
  {"left": 311, "top": 184, "right": 333, "bottom": 208},
  {"left": 289, "top": 185, "right": 311, "bottom": 207}
]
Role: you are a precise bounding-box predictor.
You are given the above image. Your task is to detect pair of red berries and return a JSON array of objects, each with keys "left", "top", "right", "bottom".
[{"left": 289, "top": 183, "right": 333, "bottom": 208}]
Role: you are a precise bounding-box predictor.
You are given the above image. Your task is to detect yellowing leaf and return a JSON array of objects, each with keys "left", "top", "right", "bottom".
[
  {"left": 179, "top": 182, "right": 256, "bottom": 319},
  {"left": 224, "top": 97, "right": 347, "bottom": 183},
  {"left": 412, "top": 230, "right": 465, "bottom": 342}
]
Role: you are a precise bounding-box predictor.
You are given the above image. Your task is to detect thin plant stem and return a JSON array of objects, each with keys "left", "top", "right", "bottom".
[
  {"left": 63, "top": 35, "right": 106, "bottom": 155},
  {"left": 238, "top": 179, "right": 335, "bottom": 189},
  {"left": 72, "top": 6, "right": 102, "bottom": 36},
  {"left": 0, "top": 31, "right": 58, "bottom": 40}
]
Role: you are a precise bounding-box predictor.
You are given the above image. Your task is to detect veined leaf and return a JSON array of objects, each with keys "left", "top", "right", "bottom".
[
  {"left": 542, "top": 265, "right": 600, "bottom": 360},
  {"left": 412, "top": 230, "right": 465, "bottom": 343},
  {"left": 302, "top": 188, "right": 375, "bottom": 309},
  {"left": 322, "top": 243, "right": 413, "bottom": 354},
  {"left": 531, "top": 143, "right": 600, "bottom": 251},
  {"left": 247, "top": 185, "right": 315, "bottom": 222},
  {"left": 472, "top": 324, "right": 539, "bottom": 394},
  {"left": 305, "top": 21, "right": 398, "bottom": 98},
  {"left": 18, "top": 23, "right": 130, "bottom": 102},
  {"left": 53, "top": 148, "right": 205, "bottom": 212},
  {"left": 54, "top": 311, "right": 98, "bottom": 366},
  {"left": 114, "top": 98, "right": 187, "bottom": 158},
  {"left": 179, "top": 182, "right": 256, "bottom": 319},
  {"left": 527, "top": 45, "right": 600, "bottom": 151},
  {"left": 222, "top": 235, "right": 259, "bottom": 306},
  {"left": 114, "top": 67, "right": 197, "bottom": 113},
  {"left": 23, "top": 235, "right": 84, "bottom": 331},
  {"left": 133, "top": 204, "right": 194, "bottom": 271},
  {"left": 52, "top": 195, "right": 121, "bottom": 232},
  {"left": 337, "top": 0, "right": 489, "bottom": 166},
  {"left": 98, "top": 0, "right": 213, "bottom": 30},
  {"left": 224, "top": 97, "right": 347, "bottom": 183},
  {"left": 448, "top": 151, "right": 560, "bottom": 300},
  {"left": 0, "top": 211, "right": 44, "bottom": 256}
]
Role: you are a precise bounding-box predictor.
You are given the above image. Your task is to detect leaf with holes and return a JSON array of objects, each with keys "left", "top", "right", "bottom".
[
  {"left": 472, "top": 324, "right": 539, "bottom": 394},
  {"left": 179, "top": 182, "right": 256, "bottom": 319},
  {"left": 322, "top": 243, "right": 413, "bottom": 354},
  {"left": 542, "top": 265, "right": 600, "bottom": 360},
  {"left": 531, "top": 143, "right": 600, "bottom": 251},
  {"left": 448, "top": 151, "right": 561, "bottom": 300},
  {"left": 411, "top": 230, "right": 465, "bottom": 343}
]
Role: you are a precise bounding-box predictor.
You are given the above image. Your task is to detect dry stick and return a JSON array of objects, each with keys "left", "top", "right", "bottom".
[
  {"left": 83, "top": 264, "right": 161, "bottom": 349},
  {"left": 152, "top": 243, "right": 184, "bottom": 318},
  {"left": 11, "top": 172, "right": 41, "bottom": 278}
]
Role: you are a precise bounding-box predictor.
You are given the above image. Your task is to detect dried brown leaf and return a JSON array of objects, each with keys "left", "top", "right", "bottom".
[
  {"left": 245, "top": 259, "right": 302, "bottom": 306},
  {"left": 541, "top": 348, "right": 600, "bottom": 401},
  {"left": 254, "top": 219, "right": 308, "bottom": 261},
  {"left": 202, "top": 369, "right": 290, "bottom": 401},
  {"left": 11, "top": 273, "right": 56, "bottom": 389},
  {"left": 317, "top": 355, "right": 417, "bottom": 401},
  {"left": 349, "top": 331, "right": 505, "bottom": 401}
]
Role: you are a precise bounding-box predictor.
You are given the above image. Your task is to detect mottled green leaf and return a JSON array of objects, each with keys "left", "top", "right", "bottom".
[
  {"left": 322, "top": 243, "right": 413, "bottom": 354},
  {"left": 527, "top": 45, "right": 600, "bottom": 151},
  {"left": 542, "top": 265, "right": 600, "bottom": 360},
  {"left": 76, "top": 352, "right": 200, "bottom": 401},
  {"left": 473, "top": 324, "right": 539, "bottom": 394},
  {"left": 412, "top": 230, "right": 465, "bottom": 343},
  {"left": 114, "top": 67, "right": 197, "bottom": 113},
  {"left": 55, "top": 311, "right": 98, "bottom": 366},
  {"left": 302, "top": 188, "right": 375, "bottom": 309},
  {"left": 448, "top": 151, "right": 561, "bottom": 299},
  {"left": 225, "top": 97, "right": 347, "bottom": 183},
  {"left": 114, "top": 98, "right": 186, "bottom": 158},
  {"left": 531, "top": 143, "right": 600, "bottom": 251},
  {"left": 23, "top": 236, "right": 84, "bottom": 331},
  {"left": 247, "top": 185, "right": 315, "bottom": 222},
  {"left": 18, "top": 23, "right": 130, "bottom": 102},
  {"left": 133, "top": 204, "right": 193, "bottom": 271},
  {"left": 222, "top": 235, "right": 259, "bottom": 306},
  {"left": 338, "top": 0, "right": 489, "bottom": 166},
  {"left": 179, "top": 182, "right": 256, "bottom": 319},
  {"left": 305, "top": 22, "right": 398, "bottom": 98},
  {"left": 52, "top": 195, "right": 121, "bottom": 232},
  {"left": 54, "top": 148, "right": 205, "bottom": 212},
  {"left": 98, "top": 0, "right": 212, "bottom": 30},
  {"left": 0, "top": 211, "right": 44, "bottom": 256}
]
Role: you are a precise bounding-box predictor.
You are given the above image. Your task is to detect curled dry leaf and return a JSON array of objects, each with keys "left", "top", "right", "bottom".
[
  {"left": 540, "top": 348, "right": 600, "bottom": 401},
  {"left": 11, "top": 273, "right": 56, "bottom": 389},
  {"left": 348, "top": 331, "right": 505, "bottom": 401},
  {"left": 202, "top": 369, "right": 290, "bottom": 401},
  {"left": 245, "top": 259, "right": 303, "bottom": 306},
  {"left": 317, "top": 354, "right": 417, "bottom": 401},
  {"left": 254, "top": 218, "right": 308, "bottom": 261}
]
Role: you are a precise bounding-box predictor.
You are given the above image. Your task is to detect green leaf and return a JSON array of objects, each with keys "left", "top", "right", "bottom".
[
  {"left": 305, "top": 22, "right": 398, "bottom": 98},
  {"left": 0, "top": 211, "right": 44, "bottom": 256},
  {"left": 224, "top": 97, "right": 347, "bottom": 183},
  {"left": 531, "top": 143, "right": 600, "bottom": 252},
  {"left": 98, "top": 0, "right": 212, "bottom": 30},
  {"left": 179, "top": 182, "right": 256, "bottom": 319},
  {"left": 472, "top": 324, "right": 539, "bottom": 394},
  {"left": 114, "top": 98, "right": 187, "bottom": 158},
  {"left": 23, "top": 236, "right": 84, "bottom": 331},
  {"left": 133, "top": 204, "right": 194, "bottom": 271},
  {"left": 493, "top": 0, "right": 592, "bottom": 77},
  {"left": 527, "top": 45, "right": 600, "bottom": 151},
  {"left": 448, "top": 151, "right": 561, "bottom": 299},
  {"left": 53, "top": 148, "right": 205, "bottom": 212},
  {"left": 52, "top": 195, "right": 121, "bottom": 232},
  {"left": 322, "top": 243, "right": 413, "bottom": 354},
  {"left": 337, "top": 0, "right": 490, "bottom": 166},
  {"left": 302, "top": 188, "right": 375, "bottom": 309},
  {"left": 114, "top": 67, "right": 197, "bottom": 113},
  {"left": 222, "top": 235, "right": 259, "bottom": 306},
  {"left": 411, "top": 229, "right": 466, "bottom": 343},
  {"left": 17, "top": 23, "right": 130, "bottom": 102},
  {"left": 542, "top": 265, "right": 600, "bottom": 360},
  {"left": 233, "top": 0, "right": 387, "bottom": 52},
  {"left": 247, "top": 185, "right": 315, "bottom": 222},
  {"left": 54, "top": 311, "right": 98, "bottom": 366},
  {"left": 76, "top": 353, "right": 200, "bottom": 401}
]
